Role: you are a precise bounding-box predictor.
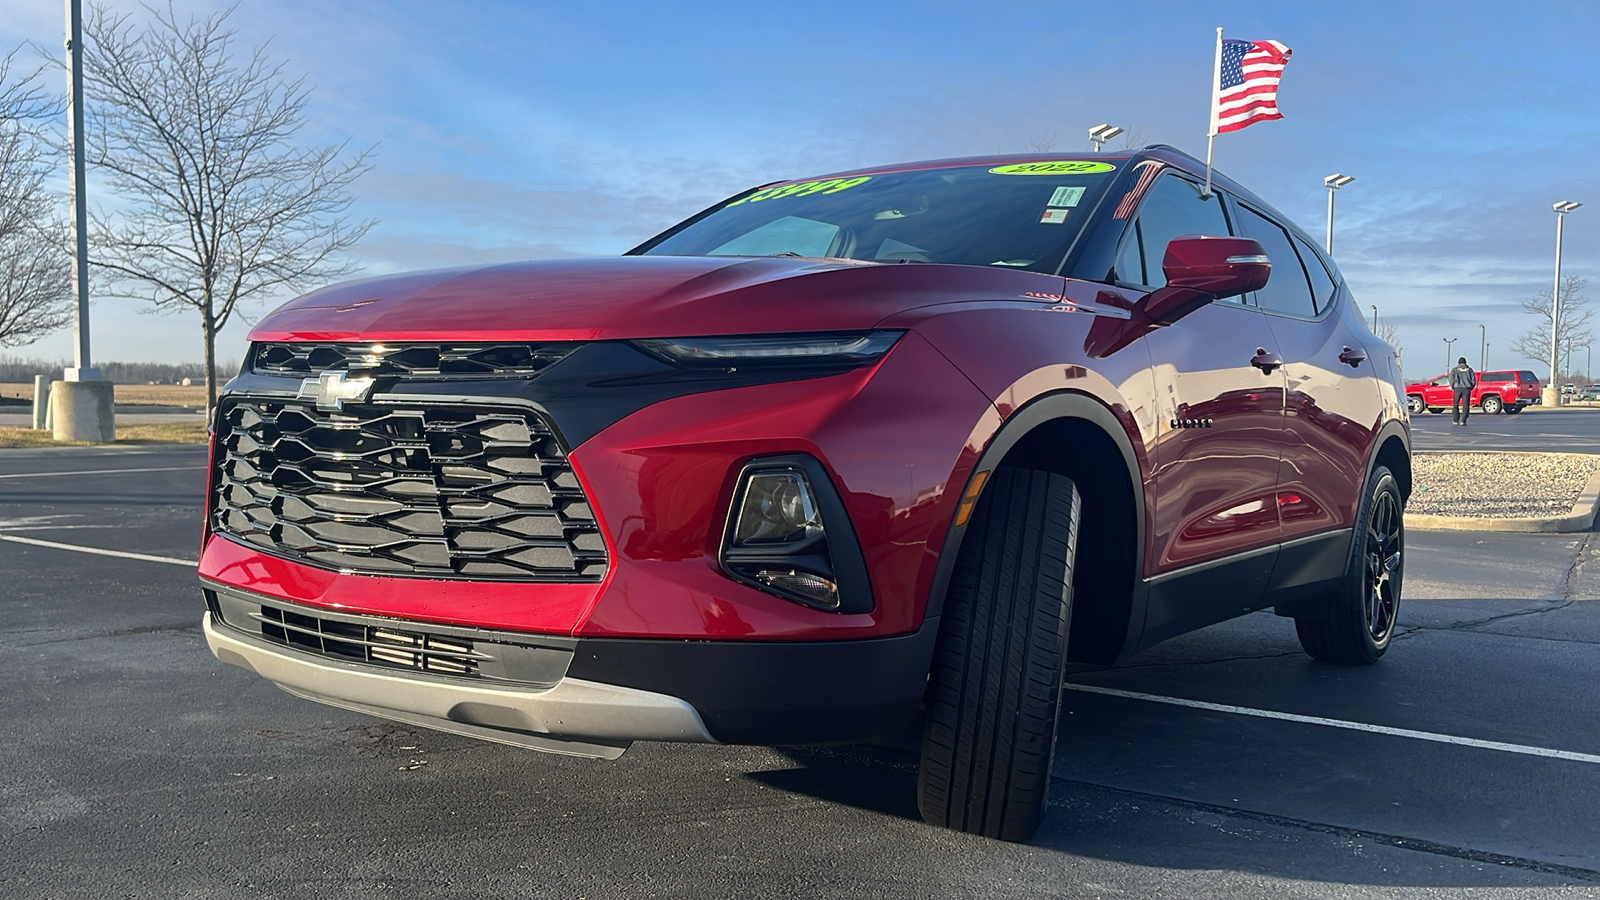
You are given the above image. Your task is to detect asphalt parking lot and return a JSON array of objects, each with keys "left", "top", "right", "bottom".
[
  {"left": 1410, "top": 405, "right": 1600, "bottom": 452},
  {"left": 4, "top": 443, "right": 1600, "bottom": 898}
]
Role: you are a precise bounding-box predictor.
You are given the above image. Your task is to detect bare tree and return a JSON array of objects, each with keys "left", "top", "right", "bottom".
[
  {"left": 0, "top": 47, "right": 72, "bottom": 348},
  {"left": 1027, "top": 131, "right": 1058, "bottom": 152},
  {"left": 1115, "top": 127, "right": 1148, "bottom": 150},
  {"left": 79, "top": 3, "right": 375, "bottom": 407},
  {"left": 1509, "top": 275, "right": 1590, "bottom": 372},
  {"left": 1374, "top": 318, "right": 1404, "bottom": 364}
]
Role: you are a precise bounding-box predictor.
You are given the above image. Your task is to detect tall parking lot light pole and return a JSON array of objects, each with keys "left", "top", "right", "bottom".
[
  {"left": 53, "top": 0, "right": 115, "bottom": 443},
  {"left": 1370, "top": 304, "right": 1378, "bottom": 331},
  {"left": 1548, "top": 201, "right": 1582, "bottom": 407},
  {"left": 1088, "top": 123, "right": 1123, "bottom": 152},
  {"left": 1324, "top": 174, "right": 1355, "bottom": 255},
  {"left": 1480, "top": 324, "right": 1486, "bottom": 371},
  {"left": 1444, "top": 337, "right": 1457, "bottom": 371}
]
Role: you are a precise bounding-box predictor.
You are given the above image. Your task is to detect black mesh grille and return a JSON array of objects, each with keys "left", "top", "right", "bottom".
[
  {"left": 256, "top": 604, "right": 484, "bottom": 676},
  {"left": 252, "top": 342, "right": 578, "bottom": 378},
  {"left": 212, "top": 397, "right": 608, "bottom": 580}
]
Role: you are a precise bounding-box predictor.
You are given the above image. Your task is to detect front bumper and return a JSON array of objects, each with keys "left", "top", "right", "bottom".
[
  {"left": 204, "top": 611, "right": 714, "bottom": 759},
  {"left": 203, "top": 584, "right": 939, "bottom": 755}
]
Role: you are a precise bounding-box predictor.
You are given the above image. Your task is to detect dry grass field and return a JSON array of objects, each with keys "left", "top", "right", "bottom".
[
  {"left": 0, "top": 421, "right": 209, "bottom": 448},
  {"left": 0, "top": 382, "right": 209, "bottom": 407}
]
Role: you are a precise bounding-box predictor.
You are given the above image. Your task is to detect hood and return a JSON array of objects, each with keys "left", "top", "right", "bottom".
[{"left": 248, "top": 255, "right": 1071, "bottom": 343}]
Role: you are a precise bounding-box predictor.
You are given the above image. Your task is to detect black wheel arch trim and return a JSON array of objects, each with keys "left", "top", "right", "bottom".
[{"left": 923, "top": 391, "right": 1147, "bottom": 641}]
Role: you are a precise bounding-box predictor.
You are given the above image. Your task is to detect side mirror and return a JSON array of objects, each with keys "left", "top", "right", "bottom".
[{"left": 1140, "top": 235, "right": 1272, "bottom": 325}]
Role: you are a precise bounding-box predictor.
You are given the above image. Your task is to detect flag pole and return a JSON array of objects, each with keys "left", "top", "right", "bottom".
[{"left": 1202, "top": 26, "right": 1223, "bottom": 198}]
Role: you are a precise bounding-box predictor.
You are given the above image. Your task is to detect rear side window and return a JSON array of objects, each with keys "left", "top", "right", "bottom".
[
  {"left": 1293, "top": 234, "right": 1338, "bottom": 313},
  {"left": 1115, "top": 174, "right": 1233, "bottom": 291},
  {"left": 1481, "top": 371, "right": 1513, "bottom": 383},
  {"left": 1235, "top": 205, "right": 1315, "bottom": 317},
  {"left": 1518, "top": 370, "right": 1539, "bottom": 383}
]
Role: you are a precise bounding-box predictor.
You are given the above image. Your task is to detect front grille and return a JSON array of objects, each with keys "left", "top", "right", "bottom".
[
  {"left": 252, "top": 342, "right": 578, "bottom": 378},
  {"left": 257, "top": 603, "right": 484, "bottom": 676},
  {"left": 212, "top": 397, "right": 608, "bottom": 580}
]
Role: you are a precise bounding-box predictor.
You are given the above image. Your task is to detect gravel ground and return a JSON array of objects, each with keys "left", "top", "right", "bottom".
[{"left": 1409, "top": 451, "right": 1600, "bottom": 517}]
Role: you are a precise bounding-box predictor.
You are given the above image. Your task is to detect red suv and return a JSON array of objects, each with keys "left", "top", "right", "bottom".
[
  {"left": 1405, "top": 369, "right": 1540, "bottom": 415},
  {"left": 201, "top": 147, "right": 1411, "bottom": 841}
]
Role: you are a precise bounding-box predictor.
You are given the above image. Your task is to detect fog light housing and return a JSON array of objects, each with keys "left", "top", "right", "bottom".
[{"left": 720, "top": 459, "right": 873, "bottom": 613}]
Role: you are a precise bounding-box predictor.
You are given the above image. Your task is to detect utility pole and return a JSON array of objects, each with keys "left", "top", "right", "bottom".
[
  {"left": 53, "top": 0, "right": 116, "bottom": 442},
  {"left": 1480, "top": 324, "right": 1486, "bottom": 371},
  {"left": 1444, "top": 337, "right": 1457, "bottom": 372}
]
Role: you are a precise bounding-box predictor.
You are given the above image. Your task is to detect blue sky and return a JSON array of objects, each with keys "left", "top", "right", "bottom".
[{"left": 3, "top": 0, "right": 1598, "bottom": 378}]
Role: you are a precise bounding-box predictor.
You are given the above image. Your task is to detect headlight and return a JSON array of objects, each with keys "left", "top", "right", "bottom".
[{"left": 632, "top": 331, "right": 903, "bottom": 367}]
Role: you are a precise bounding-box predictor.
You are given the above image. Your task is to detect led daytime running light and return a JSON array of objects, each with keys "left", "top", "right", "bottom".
[{"left": 634, "top": 331, "right": 902, "bottom": 365}]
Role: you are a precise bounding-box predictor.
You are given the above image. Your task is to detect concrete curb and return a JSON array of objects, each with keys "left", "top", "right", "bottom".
[{"left": 1406, "top": 452, "right": 1600, "bottom": 533}]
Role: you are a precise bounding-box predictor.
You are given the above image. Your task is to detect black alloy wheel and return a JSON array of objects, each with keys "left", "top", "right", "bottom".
[{"left": 1295, "top": 466, "right": 1403, "bottom": 664}]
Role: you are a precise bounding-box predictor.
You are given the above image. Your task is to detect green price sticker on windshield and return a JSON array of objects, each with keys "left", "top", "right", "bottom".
[
  {"left": 727, "top": 176, "right": 873, "bottom": 207},
  {"left": 989, "top": 161, "right": 1116, "bottom": 176}
]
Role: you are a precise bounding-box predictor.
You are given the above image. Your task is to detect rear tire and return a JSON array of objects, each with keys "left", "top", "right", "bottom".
[
  {"left": 1295, "top": 466, "right": 1403, "bottom": 665},
  {"left": 1482, "top": 395, "right": 1503, "bottom": 415},
  {"left": 1427, "top": 407, "right": 1443, "bottom": 414},
  {"left": 918, "top": 468, "right": 1079, "bottom": 841},
  {"left": 1507, "top": 405, "right": 1524, "bottom": 415}
]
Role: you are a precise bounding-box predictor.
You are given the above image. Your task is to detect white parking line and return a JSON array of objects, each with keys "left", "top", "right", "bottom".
[
  {"left": 0, "top": 465, "right": 198, "bottom": 480},
  {"left": 1063, "top": 683, "right": 1600, "bottom": 765},
  {"left": 0, "top": 534, "right": 194, "bottom": 567}
]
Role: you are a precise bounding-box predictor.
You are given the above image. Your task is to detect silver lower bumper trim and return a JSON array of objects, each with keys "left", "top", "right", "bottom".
[{"left": 203, "top": 614, "right": 716, "bottom": 759}]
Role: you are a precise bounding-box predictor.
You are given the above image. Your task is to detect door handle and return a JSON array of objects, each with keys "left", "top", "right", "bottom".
[
  {"left": 1250, "top": 348, "right": 1283, "bottom": 374},
  {"left": 1338, "top": 346, "right": 1367, "bottom": 368}
]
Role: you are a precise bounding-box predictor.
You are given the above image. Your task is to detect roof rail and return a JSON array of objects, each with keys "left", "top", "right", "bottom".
[{"left": 1140, "top": 144, "right": 1205, "bottom": 166}]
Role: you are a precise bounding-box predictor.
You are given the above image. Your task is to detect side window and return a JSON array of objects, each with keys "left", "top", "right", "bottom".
[
  {"left": 1114, "top": 174, "right": 1232, "bottom": 292},
  {"left": 1235, "top": 205, "right": 1316, "bottom": 317},
  {"left": 1293, "top": 234, "right": 1338, "bottom": 313}
]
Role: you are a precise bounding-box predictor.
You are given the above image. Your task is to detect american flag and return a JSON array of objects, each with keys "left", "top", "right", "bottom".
[{"left": 1214, "top": 39, "right": 1292, "bottom": 134}]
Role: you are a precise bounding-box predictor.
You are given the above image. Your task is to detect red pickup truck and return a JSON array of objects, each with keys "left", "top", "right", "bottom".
[{"left": 1405, "top": 369, "right": 1541, "bottom": 415}]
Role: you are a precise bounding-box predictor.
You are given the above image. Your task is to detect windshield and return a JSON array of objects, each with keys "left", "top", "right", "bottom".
[{"left": 633, "top": 161, "right": 1120, "bottom": 273}]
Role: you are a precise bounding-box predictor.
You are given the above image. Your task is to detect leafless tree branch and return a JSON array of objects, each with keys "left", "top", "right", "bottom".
[
  {"left": 79, "top": 2, "right": 376, "bottom": 406},
  {"left": 0, "top": 46, "right": 72, "bottom": 348}
]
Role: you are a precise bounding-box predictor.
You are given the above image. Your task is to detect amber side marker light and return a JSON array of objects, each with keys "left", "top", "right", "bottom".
[{"left": 954, "top": 470, "right": 991, "bottom": 527}]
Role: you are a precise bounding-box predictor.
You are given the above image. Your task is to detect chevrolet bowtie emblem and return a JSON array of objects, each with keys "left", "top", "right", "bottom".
[{"left": 298, "top": 371, "right": 375, "bottom": 410}]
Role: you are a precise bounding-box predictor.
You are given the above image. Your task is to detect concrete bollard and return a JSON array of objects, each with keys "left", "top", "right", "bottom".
[
  {"left": 51, "top": 380, "right": 116, "bottom": 443},
  {"left": 32, "top": 375, "right": 49, "bottom": 430}
]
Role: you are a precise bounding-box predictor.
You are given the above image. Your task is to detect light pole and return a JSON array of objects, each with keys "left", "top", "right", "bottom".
[
  {"left": 1548, "top": 201, "right": 1582, "bottom": 407},
  {"left": 1088, "top": 123, "right": 1123, "bottom": 152},
  {"left": 1444, "top": 337, "right": 1457, "bottom": 371},
  {"left": 1370, "top": 304, "right": 1379, "bottom": 331},
  {"left": 1485, "top": 342, "right": 1490, "bottom": 370},
  {"left": 1324, "top": 174, "right": 1355, "bottom": 255},
  {"left": 1479, "top": 324, "right": 1486, "bottom": 371}
]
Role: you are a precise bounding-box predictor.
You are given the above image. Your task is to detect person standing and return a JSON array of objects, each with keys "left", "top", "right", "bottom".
[{"left": 1450, "top": 356, "right": 1477, "bottom": 426}]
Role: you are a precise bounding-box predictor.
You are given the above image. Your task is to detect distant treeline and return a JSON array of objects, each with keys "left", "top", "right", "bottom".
[{"left": 0, "top": 356, "right": 237, "bottom": 384}]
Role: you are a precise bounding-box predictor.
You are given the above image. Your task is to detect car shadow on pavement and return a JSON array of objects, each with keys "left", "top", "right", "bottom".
[{"left": 746, "top": 745, "right": 923, "bottom": 822}]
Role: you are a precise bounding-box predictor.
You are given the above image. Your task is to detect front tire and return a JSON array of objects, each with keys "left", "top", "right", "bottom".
[
  {"left": 1482, "top": 395, "right": 1503, "bottom": 415},
  {"left": 1295, "top": 466, "right": 1403, "bottom": 664},
  {"left": 918, "top": 468, "right": 1079, "bottom": 841},
  {"left": 1406, "top": 394, "right": 1425, "bottom": 415}
]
